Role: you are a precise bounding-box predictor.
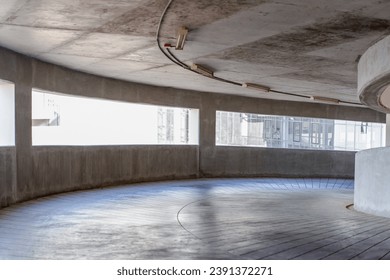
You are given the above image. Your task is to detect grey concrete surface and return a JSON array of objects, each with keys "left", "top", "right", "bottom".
[
  {"left": 0, "top": 1, "right": 388, "bottom": 237},
  {"left": 29, "top": 146, "right": 199, "bottom": 200},
  {"left": 358, "top": 35, "right": 390, "bottom": 113},
  {"left": 201, "top": 146, "right": 355, "bottom": 178},
  {"left": 2, "top": 178, "right": 390, "bottom": 260},
  {"left": 0, "top": 148, "right": 16, "bottom": 207},
  {"left": 14, "top": 54, "right": 33, "bottom": 206},
  {"left": 387, "top": 114, "right": 390, "bottom": 146},
  {"left": 355, "top": 147, "right": 390, "bottom": 218},
  {"left": 31, "top": 58, "right": 385, "bottom": 124},
  {"left": 0, "top": 45, "right": 384, "bottom": 208},
  {"left": 0, "top": 1, "right": 389, "bottom": 105}
]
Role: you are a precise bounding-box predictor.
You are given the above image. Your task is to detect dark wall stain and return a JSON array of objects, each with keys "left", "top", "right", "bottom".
[
  {"left": 97, "top": 0, "right": 265, "bottom": 37},
  {"left": 212, "top": 12, "right": 390, "bottom": 87},
  {"left": 281, "top": 69, "right": 357, "bottom": 89},
  {"left": 257, "top": 13, "right": 390, "bottom": 54},
  {"left": 220, "top": 12, "right": 390, "bottom": 57},
  {"left": 96, "top": 0, "right": 167, "bottom": 37}
]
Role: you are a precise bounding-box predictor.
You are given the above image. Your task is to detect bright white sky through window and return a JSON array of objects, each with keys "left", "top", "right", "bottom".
[
  {"left": 0, "top": 80, "right": 15, "bottom": 146},
  {"left": 32, "top": 90, "right": 199, "bottom": 146}
]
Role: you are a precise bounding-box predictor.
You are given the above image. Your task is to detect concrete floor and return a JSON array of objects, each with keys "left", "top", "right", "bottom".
[{"left": 0, "top": 178, "right": 389, "bottom": 260}]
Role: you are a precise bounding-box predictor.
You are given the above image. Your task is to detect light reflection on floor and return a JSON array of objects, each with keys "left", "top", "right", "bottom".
[{"left": 0, "top": 178, "right": 389, "bottom": 260}]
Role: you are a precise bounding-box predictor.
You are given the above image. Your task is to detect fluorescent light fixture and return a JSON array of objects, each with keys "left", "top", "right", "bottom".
[
  {"left": 191, "top": 64, "right": 214, "bottom": 77},
  {"left": 242, "top": 83, "right": 270, "bottom": 93},
  {"left": 310, "top": 96, "right": 340, "bottom": 104},
  {"left": 175, "top": 26, "right": 188, "bottom": 50}
]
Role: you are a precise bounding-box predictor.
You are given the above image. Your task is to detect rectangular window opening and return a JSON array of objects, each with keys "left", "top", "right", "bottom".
[
  {"left": 32, "top": 89, "right": 199, "bottom": 146},
  {"left": 216, "top": 111, "right": 385, "bottom": 152},
  {"left": 0, "top": 79, "right": 15, "bottom": 147}
]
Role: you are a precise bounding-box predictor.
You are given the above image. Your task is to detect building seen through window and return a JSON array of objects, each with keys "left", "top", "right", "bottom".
[{"left": 216, "top": 111, "right": 385, "bottom": 151}]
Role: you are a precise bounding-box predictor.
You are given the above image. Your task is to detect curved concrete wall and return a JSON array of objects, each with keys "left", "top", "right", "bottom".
[
  {"left": 358, "top": 35, "right": 390, "bottom": 113},
  {"left": 29, "top": 146, "right": 198, "bottom": 201},
  {"left": 354, "top": 35, "right": 390, "bottom": 218},
  {"left": 354, "top": 147, "right": 390, "bottom": 218},
  {"left": 0, "top": 46, "right": 385, "bottom": 208},
  {"left": 201, "top": 146, "right": 355, "bottom": 178}
]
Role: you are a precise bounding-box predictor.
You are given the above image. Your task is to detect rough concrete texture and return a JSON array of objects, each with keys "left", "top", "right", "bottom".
[
  {"left": 96, "top": 0, "right": 261, "bottom": 37},
  {"left": 358, "top": 35, "right": 390, "bottom": 113},
  {"left": 0, "top": 148, "right": 16, "bottom": 207},
  {"left": 355, "top": 147, "right": 390, "bottom": 218},
  {"left": 0, "top": 46, "right": 385, "bottom": 208},
  {"left": 0, "top": 0, "right": 389, "bottom": 104},
  {"left": 387, "top": 114, "right": 390, "bottom": 147},
  {"left": 29, "top": 146, "right": 199, "bottom": 200},
  {"left": 214, "top": 13, "right": 390, "bottom": 89},
  {"left": 1, "top": 0, "right": 146, "bottom": 30},
  {"left": 31, "top": 57, "right": 386, "bottom": 124},
  {"left": 201, "top": 146, "right": 355, "bottom": 178},
  {"left": 210, "top": 92, "right": 385, "bottom": 123}
]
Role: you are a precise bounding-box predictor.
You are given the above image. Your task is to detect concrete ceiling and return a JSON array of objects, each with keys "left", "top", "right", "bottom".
[{"left": 0, "top": 0, "right": 390, "bottom": 106}]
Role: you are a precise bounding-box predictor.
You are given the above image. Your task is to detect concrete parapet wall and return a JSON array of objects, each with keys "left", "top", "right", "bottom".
[
  {"left": 26, "top": 146, "right": 199, "bottom": 201},
  {"left": 201, "top": 146, "right": 355, "bottom": 178}
]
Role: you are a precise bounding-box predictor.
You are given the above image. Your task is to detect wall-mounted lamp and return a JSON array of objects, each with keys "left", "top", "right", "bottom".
[
  {"left": 175, "top": 26, "right": 188, "bottom": 50},
  {"left": 191, "top": 64, "right": 214, "bottom": 77},
  {"left": 242, "top": 83, "right": 270, "bottom": 93},
  {"left": 310, "top": 96, "right": 340, "bottom": 104}
]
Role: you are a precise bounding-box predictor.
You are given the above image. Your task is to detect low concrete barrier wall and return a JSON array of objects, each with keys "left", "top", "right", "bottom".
[
  {"left": 201, "top": 146, "right": 355, "bottom": 178},
  {"left": 27, "top": 145, "right": 199, "bottom": 200},
  {"left": 0, "top": 147, "right": 16, "bottom": 207}
]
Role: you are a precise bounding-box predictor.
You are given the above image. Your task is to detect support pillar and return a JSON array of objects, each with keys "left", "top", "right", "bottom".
[{"left": 386, "top": 114, "right": 390, "bottom": 146}]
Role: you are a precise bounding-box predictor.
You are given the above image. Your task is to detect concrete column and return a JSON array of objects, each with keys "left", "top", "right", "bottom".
[
  {"left": 198, "top": 94, "right": 217, "bottom": 177},
  {"left": 386, "top": 114, "right": 390, "bottom": 147},
  {"left": 15, "top": 56, "right": 33, "bottom": 201}
]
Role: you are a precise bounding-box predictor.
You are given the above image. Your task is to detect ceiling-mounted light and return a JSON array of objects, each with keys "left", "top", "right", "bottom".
[
  {"left": 242, "top": 83, "right": 270, "bottom": 93},
  {"left": 310, "top": 96, "right": 340, "bottom": 104},
  {"left": 191, "top": 64, "right": 214, "bottom": 77},
  {"left": 175, "top": 26, "right": 188, "bottom": 50}
]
